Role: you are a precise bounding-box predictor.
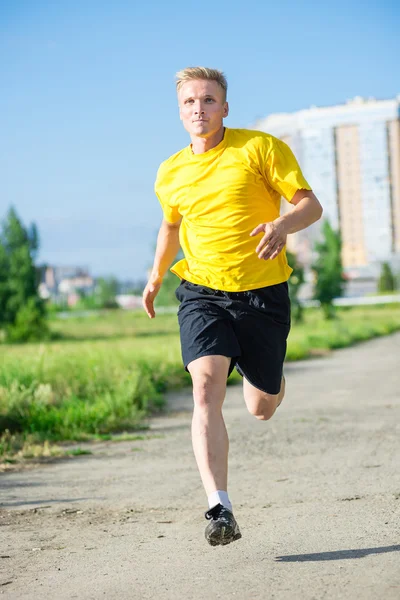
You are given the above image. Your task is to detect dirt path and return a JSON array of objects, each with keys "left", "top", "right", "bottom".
[{"left": 1, "top": 333, "right": 400, "bottom": 599}]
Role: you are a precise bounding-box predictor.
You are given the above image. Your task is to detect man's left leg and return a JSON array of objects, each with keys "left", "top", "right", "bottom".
[
  {"left": 234, "top": 282, "right": 290, "bottom": 420},
  {"left": 243, "top": 375, "right": 285, "bottom": 421}
]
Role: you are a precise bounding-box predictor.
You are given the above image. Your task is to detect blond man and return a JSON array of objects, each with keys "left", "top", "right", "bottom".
[{"left": 143, "top": 67, "right": 323, "bottom": 546}]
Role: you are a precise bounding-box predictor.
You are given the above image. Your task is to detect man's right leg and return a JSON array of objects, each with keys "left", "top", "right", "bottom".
[
  {"left": 188, "top": 354, "right": 242, "bottom": 546},
  {"left": 188, "top": 354, "right": 231, "bottom": 497}
]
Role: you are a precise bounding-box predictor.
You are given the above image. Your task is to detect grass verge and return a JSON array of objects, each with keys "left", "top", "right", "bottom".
[{"left": 1, "top": 304, "right": 399, "bottom": 464}]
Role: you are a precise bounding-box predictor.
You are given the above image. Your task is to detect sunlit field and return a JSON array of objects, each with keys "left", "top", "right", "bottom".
[{"left": 1, "top": 304, "right": 399, "bottom": 462}]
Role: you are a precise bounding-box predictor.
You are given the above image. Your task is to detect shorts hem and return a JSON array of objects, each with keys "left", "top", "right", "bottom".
[
  {"left": 184, "top": 351, "right": 240, "bottom": 373},
  {"left": 235, "top": 365, "right": 282, "bottom": 396}
]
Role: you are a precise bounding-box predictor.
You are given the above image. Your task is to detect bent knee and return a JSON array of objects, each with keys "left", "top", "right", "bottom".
[
  {"left": 250, "top": 407, "right": 276, "bottom": 421},
  {"left": 246, "top": 393, "right": 280, "bottom": 421}
]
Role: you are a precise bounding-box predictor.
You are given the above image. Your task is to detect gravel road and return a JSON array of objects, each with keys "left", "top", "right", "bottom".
[{"left": 1, "top": 333, "right": 400, "bottom": 599}]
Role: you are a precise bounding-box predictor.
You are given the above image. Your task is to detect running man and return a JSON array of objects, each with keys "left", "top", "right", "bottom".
[{"left": 142, "top": 67, "right": 323, "bottom": 546}]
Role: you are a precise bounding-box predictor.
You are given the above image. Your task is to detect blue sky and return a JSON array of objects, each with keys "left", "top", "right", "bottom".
[{"left": 1, "top": 0, "right": 399, "bottom": 281}]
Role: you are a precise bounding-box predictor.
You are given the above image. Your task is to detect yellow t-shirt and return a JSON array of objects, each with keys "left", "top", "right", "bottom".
[{"left": 155, "top": 127, "right": 311, "bottom": 292}]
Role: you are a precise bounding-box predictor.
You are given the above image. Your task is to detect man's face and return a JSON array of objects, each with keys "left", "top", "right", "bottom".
[{"left": 178, "top": 79, "right": 229, "bottom": 138}]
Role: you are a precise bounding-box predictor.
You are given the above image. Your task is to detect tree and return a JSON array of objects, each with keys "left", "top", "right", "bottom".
[
  {"left": 95, "top": 277, "right": 120, "bottom": 309},
  {"left": 286, "top": 250, "right": 305, "bottom": 323},
  {"left": 378, "top": 262, "right": 396, "bottom": 293},
  {"left": 155, "top": 270, "right": 181, "bottom": 307},
  {"left": 123, "top": 278, "right": 147, "bottom": 295},
  {"left": 0, "top": 207, "right": 48, "bottom": 341},
  {"left": 0, "top": 242, "right": 10, "bottom": 326},
  {"left": 311, "top": 220, "right": 346, "bottom": 319},
  {"left": 149, "top": 232, "right": 183, "bottom": 307}
]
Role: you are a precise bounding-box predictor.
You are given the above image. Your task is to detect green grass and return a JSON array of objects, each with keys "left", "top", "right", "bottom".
[
  {"left": 48, "top": 309, "right": 179, "bottom": 341},
  {"left": 1, "top": 304, "right": 400, "bottom": 461},
  {"left": 63, "top": 448, "right": 93, "bottom": 457},
  {"left": 288, "top": 304, "right": 400, "bottom": 358}
]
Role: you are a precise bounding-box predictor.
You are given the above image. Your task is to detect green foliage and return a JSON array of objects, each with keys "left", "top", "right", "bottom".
[
  {"left": 378, "top": 262, "right": 396, "bottom": 293},
  {"left": 153, "top": 248, "right": 184, "bottom": 307},
  {"left": 125, "top": 279, "right": 147, "bottom": 295},
  {"left": 155, "top": 270, "right": 180, "bottom": 307},
  {"left": 94, "top": 276, "right": 120, "bottom": 309},
  {"left": 1, "top": 305, "right": 400, "bottom": 460},
  {"left": 65, "top": 448, "right": 93, "bottom": 456},
  {"left": 6, "top": 297, "right": 50, "bottom": 343},
  {"left": 148, "top": 234, "right": 183, "bottom": 307},
  {"left": 0, "top": 207, "right": 47, "bottom": 341},
  {"left": 312, "top": 220, "right": 346, "bottom": 319},
  {"left": 0, "top": 328, "right": 188, "bottom": 456},
  {"left": 0, "top": 242, "right": 9, "bottom": 323},
  {"left": 286, "top": 250, "right": 305, "bottom": 323}
]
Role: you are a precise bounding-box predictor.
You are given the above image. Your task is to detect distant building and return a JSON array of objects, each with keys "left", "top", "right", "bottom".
[
  {"left": 38, "top": 265, "right": 95, "bottom": 306},
  {"left": 115, "top": 294, "right": 143, "bottom": 310},
  {"left": 254, "top": 96, "right": 400, "bottom": 286}
]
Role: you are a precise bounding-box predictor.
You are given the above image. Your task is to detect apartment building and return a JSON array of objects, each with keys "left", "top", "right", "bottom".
[
  {"left": 255, "top": 96, "right": 400, "bottom": 278},
  {"left": 38, "top": 265, "right": 94, "bottom": 306}
]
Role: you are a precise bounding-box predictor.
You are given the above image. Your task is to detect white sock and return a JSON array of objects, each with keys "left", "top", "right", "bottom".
[{"left": 208, "top": 490, "right": 232, "bottom": 512}]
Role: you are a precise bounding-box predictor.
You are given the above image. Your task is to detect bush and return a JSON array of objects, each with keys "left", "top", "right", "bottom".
[
  {"left": 312, "top": 220, "right": 346, "bottom": 319},
  {"left": 378, "top": 262, "right": 396, "bottom": 293},
  {"left": 0, "top": 207, "right": 48, "bottom": 340},
  {"left": 6, "top": 297, "right": 51, "bottom": 343}
]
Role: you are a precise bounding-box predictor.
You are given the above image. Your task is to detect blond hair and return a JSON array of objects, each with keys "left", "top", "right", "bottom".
[{"left": 175, "top": 67, "right": 228, "bottom": 101}]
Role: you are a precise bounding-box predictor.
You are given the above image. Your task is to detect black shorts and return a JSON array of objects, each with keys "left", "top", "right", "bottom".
[{"left": 175, "top": 280, "right": 291, "bottom": 395}]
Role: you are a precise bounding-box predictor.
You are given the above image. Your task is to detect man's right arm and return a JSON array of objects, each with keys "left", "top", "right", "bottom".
[{"left": 142, "top": 218, "right": 182, "bottom": 319}]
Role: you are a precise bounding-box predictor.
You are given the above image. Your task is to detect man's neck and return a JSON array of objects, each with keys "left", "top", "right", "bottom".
[{"left": 190, "top": 126, "right": 226, "bottom": 155}]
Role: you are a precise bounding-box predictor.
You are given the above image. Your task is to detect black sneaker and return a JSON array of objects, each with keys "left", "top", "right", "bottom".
[{"left": 204, "top": 503, "right": 242, "bottom": 546}]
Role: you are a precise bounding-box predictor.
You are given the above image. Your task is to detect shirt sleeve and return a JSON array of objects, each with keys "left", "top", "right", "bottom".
[
  {"left": 155, "top": 190, "right": 182, "bottom": 223},
  {"left": 154, "top": 166, "right": 182, "bottom": 224},
  {"left": 262, "top": 138, "right": 312, "bottom": 202}
]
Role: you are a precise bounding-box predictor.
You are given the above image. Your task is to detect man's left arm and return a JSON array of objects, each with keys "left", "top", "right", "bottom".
[{"left": 251, "top": 189, "right": 323, "bottom": 260}]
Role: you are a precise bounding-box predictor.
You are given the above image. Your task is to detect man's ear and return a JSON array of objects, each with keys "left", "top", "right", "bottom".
[{"left": 223, "top": 102, "right": 229, "bottom": 118}]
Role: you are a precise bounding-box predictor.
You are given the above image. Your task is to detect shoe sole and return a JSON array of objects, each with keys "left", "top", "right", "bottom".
[{"left": 206, "top": 525, "right": 242, "bottom": 547}]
